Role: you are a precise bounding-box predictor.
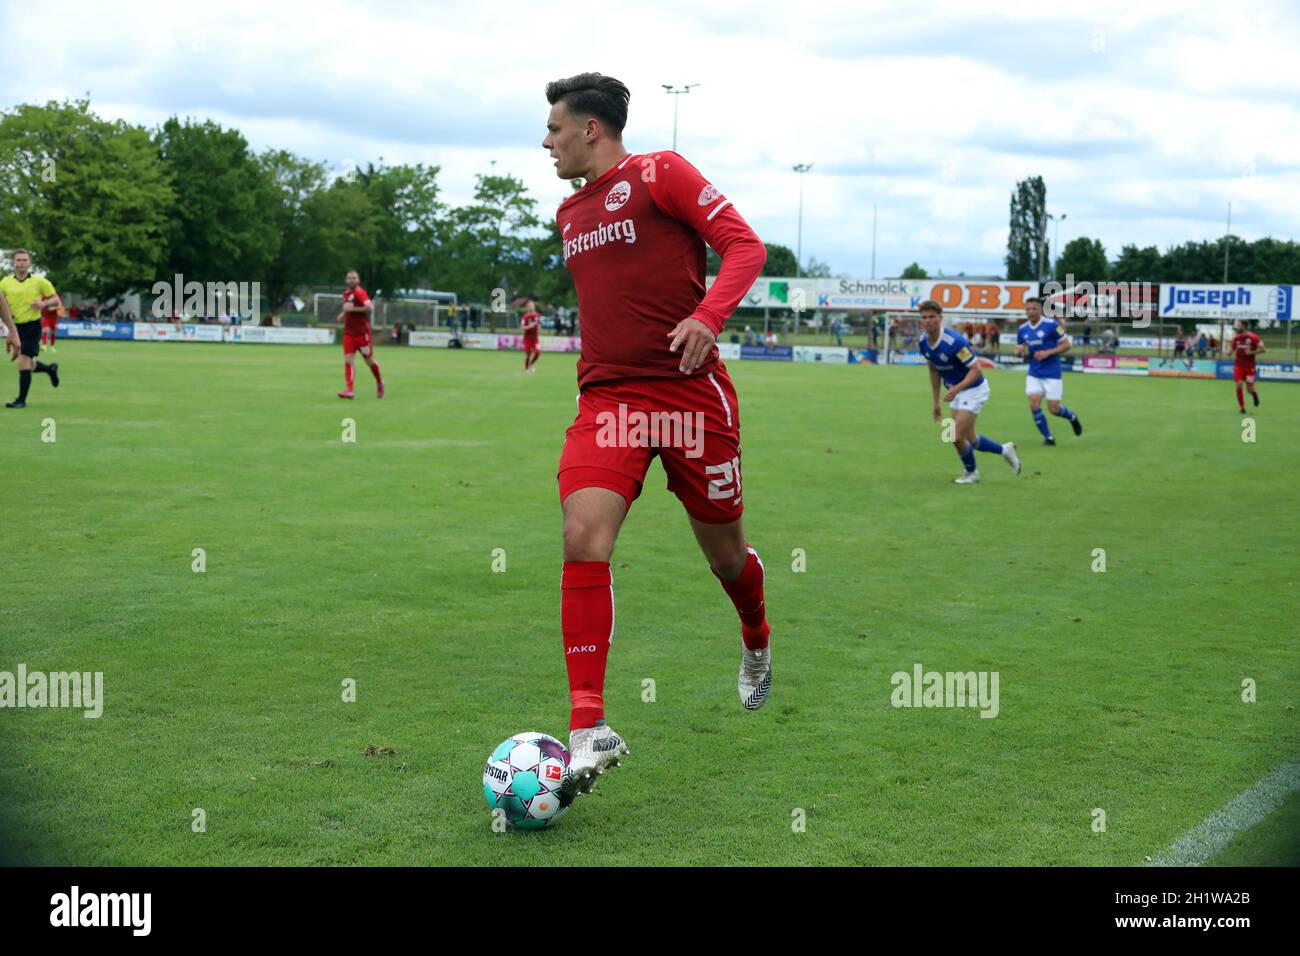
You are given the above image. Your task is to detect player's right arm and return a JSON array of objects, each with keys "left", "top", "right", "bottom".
[
  {"left": 928, "top": 363, "right": 942, "bottom": 421},
  {"left": 1, "top": 295, "right": 18, "bottom": 361}
]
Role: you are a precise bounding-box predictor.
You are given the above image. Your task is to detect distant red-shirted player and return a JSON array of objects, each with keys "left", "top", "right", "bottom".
[
  {"left": 40, "top": 294, "right": 63, "bottom": 352},
  {"left": 521, "top": 300, "right": 542, "bottom": 373},
  {"left": 1230, "top": 319, "right": 1265, "bottom": 413},
  {"left": 335, "top": 270, "right": 384, "bottom": 399},
  {"left": 542, "top": 73, "right": 770, "bottom": 797}
]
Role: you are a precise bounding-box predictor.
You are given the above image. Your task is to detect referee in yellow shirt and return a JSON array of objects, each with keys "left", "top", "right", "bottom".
[{"left": 1, "top": 249, "right": 61, "bottom": 408}]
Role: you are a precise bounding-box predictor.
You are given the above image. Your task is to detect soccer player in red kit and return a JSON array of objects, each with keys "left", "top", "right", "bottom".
[
  {"left": 521, "top": 299, "right": 542, "bottom": 373},
  {"left": 40, "top": 293, "right": 63, "bottom": 352},
  {"left": 1230, "top": 319, "right": 1265, "bottom": 413},
  {"left": 542, "top": 73, "right": 771, "bottom": 796},
  {"left": 335, "top": 270, "right": 384, "bottom": 399}
]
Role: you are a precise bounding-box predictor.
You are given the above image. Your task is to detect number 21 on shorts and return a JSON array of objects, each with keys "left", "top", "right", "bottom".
[{"left": 706, "top": 456, "right": 742, "bottom": 501}]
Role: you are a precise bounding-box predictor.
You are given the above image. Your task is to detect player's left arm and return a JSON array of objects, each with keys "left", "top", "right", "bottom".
[
  {"left": 648, "top": 152, "right": 766, "bottom": 373},
  {"left": 943, "top": 353, "right": 983, "bottom": 401},
  {"left": 1253, "top": 336, "right": 1266, "bottom": 355},
  {"left": 1033, "top": 326, "right": 1072, "bottom": 361},
  {"left": 32, "top": 277, "right": 58, "bottom": 312}
]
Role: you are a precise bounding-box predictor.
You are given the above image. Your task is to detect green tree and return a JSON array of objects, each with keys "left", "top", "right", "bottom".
[
  {"left": 0, "top": 98, "right": 173, "bottom": 299},
  {"left": 1006, "top": 175, "right": 1047, "bottom": 280},
  {"left": 156, "top": 117, "right": 279, "bottom": 289},
  {"left": 1160, "top": 239, "right": 1226, "bottom": 283},
  {"left": 1109, "top": 244, "right": 1162, "bottom": 283},
  {"left": 1054, "top": 237, "right": 1109, "bottom": 282},
  {"left": 434, "top": 173, "right": 541, "bottom": 306},
  {"left": 257, "top": 149, "right": 330, "bottom": 309},
  {"left": 344, "top": 162, "right": 443, "bottom": 297},
  {"left": 900, "top": 262, "right": 928, "bottom": 279},
  {"left": 762, "top": 243, "right": 797, "bottom": 277},
  {"left": 306, "top": 181, "right": 384, "bottom": 294},
  {"left": 525, "top": 220, "right": 575, "bottom": 310}
]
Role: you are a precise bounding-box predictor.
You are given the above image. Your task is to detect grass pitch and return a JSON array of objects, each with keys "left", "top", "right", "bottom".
[{"left": 0, "top": 341, "right": 1296, "bottom": 865}]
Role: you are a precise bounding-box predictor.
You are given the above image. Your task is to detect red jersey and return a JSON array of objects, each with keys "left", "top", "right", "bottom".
[
  {"left": 521, "top": 311, "right": 542, "bottom": 338},
  {"left": 1231, "top": 331, "right": 1261, "bottom": 368},
  {"left": 342, "top": 286, "right": 371, "bottom": 336},
  {"left": 557, "top": 150, "right": 765, "bottom": 388}
]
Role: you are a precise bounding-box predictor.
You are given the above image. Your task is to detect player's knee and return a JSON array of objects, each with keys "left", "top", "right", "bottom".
[
  {"left": 562, "top": 513, "right": 615, "bottom": 562},
  {"left": 708, "top": 545, "right": 748, "bottom": 581}
]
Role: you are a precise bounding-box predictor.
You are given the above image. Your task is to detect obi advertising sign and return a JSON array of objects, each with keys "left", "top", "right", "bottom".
[
  {"left": 1159, "top": 284, "right": 1293, "bottom": 321},
  {"left": 922, "top": 281, "right": 1039, "bottom": 316}
]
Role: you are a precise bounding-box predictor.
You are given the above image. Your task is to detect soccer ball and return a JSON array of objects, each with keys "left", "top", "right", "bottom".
[{"left": 483, "top": 732, "right": 573, "bottom": 829}]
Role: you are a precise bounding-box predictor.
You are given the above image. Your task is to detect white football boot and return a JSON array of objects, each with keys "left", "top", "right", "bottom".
[
  {"left": 739, "top": 644, "right": 772, "bottom": 710},
  {"left": 564, "top": 724, "right": 628, "bottom": 796},
  {"left": 1001, "top": 442, "right": 1021, "bottom": 475},
  {"left": 953, "top": 470, "right": 980, "bottom": 484}
]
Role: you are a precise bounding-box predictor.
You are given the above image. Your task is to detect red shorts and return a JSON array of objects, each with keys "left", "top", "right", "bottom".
[
  {"left": 558, "top": 368, "right": 745, "bottom": 524},
  {"left": 41, "top": 317, "right": 58, "bottom": 330},
  {"left": 344, "top": 330, "right": 372, "bottom": 356},
  {"left": 1233, "top": 365, "right": 1256, "bottom": 383},
  {"left": 524, "top": 335, "right": 540, "bottom": 354}
]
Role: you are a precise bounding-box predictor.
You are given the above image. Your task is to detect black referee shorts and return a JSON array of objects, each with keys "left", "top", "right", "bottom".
[{"left": 16, "top": 320, "right": 40, "bottom": 358}]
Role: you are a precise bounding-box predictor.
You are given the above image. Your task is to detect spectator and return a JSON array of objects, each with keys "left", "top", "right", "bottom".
[
  {"left": 391, "top": 322, "right": 402, "bottom": 345},
  {"left": 764, "top": 329, "right": 779, "bottom": 350},
  {"left": 743, "top": 325, "right": 755, "bottom": 346},
  {"left": 1100, "top": 327, "right": 1117, "bottom": 354},
  {"left": 1196, "top": 332, "right": 1209, "bottom": 358},
  {"left": 1170, "top": 328, "right": 1188, "bottom": 367}
]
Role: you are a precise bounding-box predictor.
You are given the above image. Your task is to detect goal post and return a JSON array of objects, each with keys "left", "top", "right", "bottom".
[{"left": 311, "top": 293, "right": 453, "bottom": 329}]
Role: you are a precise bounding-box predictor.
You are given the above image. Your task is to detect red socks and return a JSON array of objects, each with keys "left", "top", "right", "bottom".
[
  {"left": 561, "top": 549, "right": 767, "bottom": 730},
  {"left": 345, "top": 363, "right": 355, "bottom": 392},
  {"left": 1236, "top": 384, "right": 1245, "bottom": 409},
  {"left": 562, "top": 561, "right": 614, "bottom": 730},
  {"left": 369, "top": 361, "right": 382, "bottom": 383},
  {"left": 715, "top": 547, "right": 770, "bottom": 650}
]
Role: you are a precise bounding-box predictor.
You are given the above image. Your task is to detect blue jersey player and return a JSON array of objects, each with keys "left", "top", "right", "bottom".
[
  {"left": 918, "top": 300, "right": 1021, "bottom": 484},
  {"left": 1015, "top": 297, "right": 1082, "bottom": 445}
]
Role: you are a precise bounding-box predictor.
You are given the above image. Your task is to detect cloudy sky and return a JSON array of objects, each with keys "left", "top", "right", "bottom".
[{"left": 4, "top": 0, "right": 1298, "bottom": 278}]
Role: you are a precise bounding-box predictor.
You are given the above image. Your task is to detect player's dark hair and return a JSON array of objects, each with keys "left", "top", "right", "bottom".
[
  {"left": 918, "top": 299, "right": 943, "bottom": 315},
  {"left": 546, "top": 73, "right": 630, "bottom": 136},
  {"left": 1025, "top": 296, "right": 1043, "bottom": 305},
  {"left": 10, "top": 248, "right": 30, "bottom": 258}
]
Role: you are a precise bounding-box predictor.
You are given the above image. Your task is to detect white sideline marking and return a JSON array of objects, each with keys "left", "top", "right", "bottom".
[{"left": 1147, "top": 758, "right": 1300, "bottom": 866}]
